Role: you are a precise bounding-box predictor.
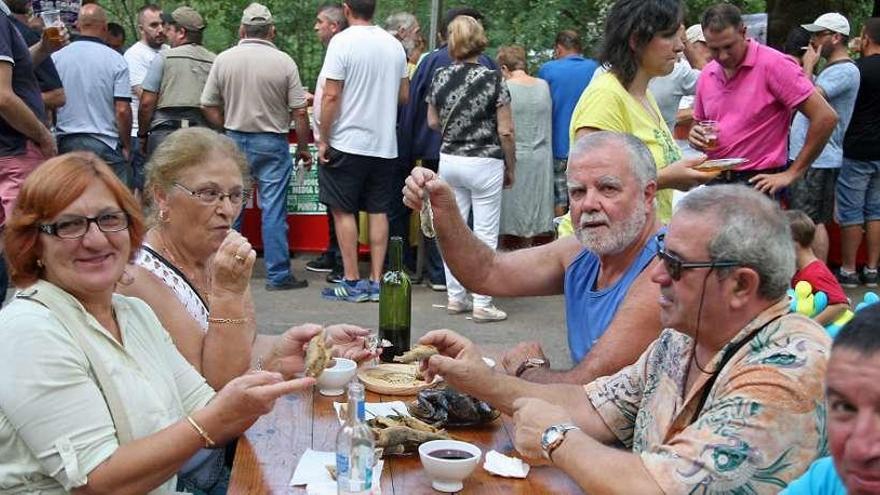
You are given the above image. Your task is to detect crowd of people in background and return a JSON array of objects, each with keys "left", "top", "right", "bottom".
[{"left": 0, "top": 0, "right": 879, "bottom": 492}]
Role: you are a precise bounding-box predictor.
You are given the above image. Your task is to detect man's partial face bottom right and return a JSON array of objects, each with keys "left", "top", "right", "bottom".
[{"left": 827, "top": 348, "right": 880, "bottom": 494}]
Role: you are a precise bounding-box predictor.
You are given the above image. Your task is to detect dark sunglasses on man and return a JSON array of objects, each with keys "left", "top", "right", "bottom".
[{"left": 655, "top": 233, "right": 740, "bottom": 281}]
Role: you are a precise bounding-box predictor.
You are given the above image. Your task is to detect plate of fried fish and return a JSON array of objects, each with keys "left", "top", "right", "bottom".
[{"left": 358, "top": 345, "right": 440, "bottom": 395}]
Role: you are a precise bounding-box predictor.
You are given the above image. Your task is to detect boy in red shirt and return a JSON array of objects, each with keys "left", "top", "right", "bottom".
[{"left": 787, "top": 210, "right": 850, "bottom": 325}]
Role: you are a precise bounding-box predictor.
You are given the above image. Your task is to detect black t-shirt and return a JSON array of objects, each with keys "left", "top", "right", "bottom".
[
  {"left": 0, "top": 15, "right": 45, "bottom": 156},
  {"left": 843, "top": 54, "right": 880, "bottom": 160},
  {"left": 9, "top": 16, "right": 63, "bottom": 93}
]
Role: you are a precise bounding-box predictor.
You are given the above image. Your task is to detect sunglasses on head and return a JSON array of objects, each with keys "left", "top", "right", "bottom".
[{"left": 655, "top": 233, "right": 740, "bottom": 281}]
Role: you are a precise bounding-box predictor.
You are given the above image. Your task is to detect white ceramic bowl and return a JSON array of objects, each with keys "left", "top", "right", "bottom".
[
  {"left": 316, "top": 358, "right": 357, "bottom": 396},
  {"left": 418, "top": 439, "right": 482, "bottom": 492}
]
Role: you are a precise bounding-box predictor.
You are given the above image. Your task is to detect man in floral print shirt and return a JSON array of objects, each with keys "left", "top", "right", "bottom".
[{"left": 418, "top": 184, "right": 831, "bottom": 493}]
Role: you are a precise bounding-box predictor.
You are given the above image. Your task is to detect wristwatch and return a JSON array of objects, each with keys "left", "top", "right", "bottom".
[
  {"left": 541, "top": 423, "right": 580, "bottom": 461},
  {"left": 514, "top": 357, "right": 548, "bottom": 377}
]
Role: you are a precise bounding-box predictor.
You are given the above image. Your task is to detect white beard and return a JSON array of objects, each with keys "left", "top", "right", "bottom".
[{"left": 576, "top": 199, "right": 647, "bottom": 255}]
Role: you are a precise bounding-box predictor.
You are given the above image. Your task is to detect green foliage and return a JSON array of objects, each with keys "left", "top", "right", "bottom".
[{"left": 102, "top": 0, "right": 873, "bottom": 87}]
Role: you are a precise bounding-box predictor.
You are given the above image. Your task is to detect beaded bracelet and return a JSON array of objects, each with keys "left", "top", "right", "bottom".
[
  {"left": 207, "top": 316, "right": 249, "bottom": 325},
  {"left": 186, "top": 415, "right": 216, "bottom": 448}
]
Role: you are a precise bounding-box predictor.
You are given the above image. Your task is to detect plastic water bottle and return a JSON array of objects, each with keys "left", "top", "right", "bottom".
[{"left": 336, "top": 382, "right": 374, "bottom": 494}]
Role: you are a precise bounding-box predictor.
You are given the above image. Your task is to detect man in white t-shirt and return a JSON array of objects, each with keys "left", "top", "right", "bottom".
[
  {"left": 304, "top": 3, "right": 347, "bottom": 282},
  {"left": 317, "top": 0, "right": 408, "bottom": 303},
  {"left": 123, "top": 3, "right": 165, "bottom": 191}
]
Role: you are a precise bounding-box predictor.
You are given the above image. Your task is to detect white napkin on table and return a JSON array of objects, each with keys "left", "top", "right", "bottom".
[
  {"left": 290, "top": 448, "right": 384, "bottom": 494},
  {"left": 483, "top": 449, "right": 530, "bottom": 478},
  {"left": 332, "top": 401, "right": 410, "bottom": 423}
]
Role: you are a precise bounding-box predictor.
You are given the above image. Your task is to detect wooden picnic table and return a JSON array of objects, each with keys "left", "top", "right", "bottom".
[{"left": 228, "top": 386, "right": 584, "bottom": 494}]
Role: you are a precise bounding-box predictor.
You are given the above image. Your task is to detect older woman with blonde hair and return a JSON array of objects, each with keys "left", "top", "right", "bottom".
[
  {"left": 119, "top": 127, "right": 373, "bottom": 390},
  {"left": 0, "top": 152, "right": 316, "bottom": 493},
  {"left": 427, "top": 15, "right": 515, "bottom": 322},
  {"left": 496, "top": 45, "right": 555, "bottom": 248}
]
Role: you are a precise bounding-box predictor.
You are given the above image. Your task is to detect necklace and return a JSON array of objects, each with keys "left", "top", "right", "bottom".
[{"left": 151, "top": 228, "right": 211, "bottom": 299}]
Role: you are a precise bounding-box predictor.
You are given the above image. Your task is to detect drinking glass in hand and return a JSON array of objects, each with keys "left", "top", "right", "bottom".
[
  {"left": 699, "top": 120, "right": 719, "bottom": 150},
  {"left": 39, "top": 10, "right": 63, "bottom": 43}
]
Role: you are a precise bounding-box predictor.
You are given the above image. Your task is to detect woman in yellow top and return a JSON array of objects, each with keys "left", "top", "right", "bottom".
[{"left": 570, "top": 0, "right": 715, "bottom": 222}]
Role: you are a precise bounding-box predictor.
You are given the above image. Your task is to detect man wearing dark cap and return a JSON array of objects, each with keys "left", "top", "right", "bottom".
[
  {"left": 138, "top": 6, "right": 214, "bottom": 156},
  {"left": 201, "top": 2, "right": 312, "bottom": 291}
]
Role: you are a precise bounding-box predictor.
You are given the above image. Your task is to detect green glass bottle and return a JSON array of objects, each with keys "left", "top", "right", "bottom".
[{"left": 379, "top": 236, "right": 411, "bottom": 363}]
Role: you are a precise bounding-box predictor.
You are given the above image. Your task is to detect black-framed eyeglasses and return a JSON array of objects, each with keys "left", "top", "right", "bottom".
[
  {"left": 656, "top": 233, "right": 740, "bottom": 281},
  {"left": 39, "top": 211, "right": 130, "bottom": 239},
  {"left": 174, "top": 183, "right": 249, "bottom": 206}
]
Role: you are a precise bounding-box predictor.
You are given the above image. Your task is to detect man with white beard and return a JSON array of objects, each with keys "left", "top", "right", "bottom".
[{"left": 403, "top": 131, "right": 663, "bottom": 384}]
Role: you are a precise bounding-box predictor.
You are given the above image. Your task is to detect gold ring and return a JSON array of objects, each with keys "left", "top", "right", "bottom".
[{"left": 234, "top": 254, "right": 245, "bottom": 263}]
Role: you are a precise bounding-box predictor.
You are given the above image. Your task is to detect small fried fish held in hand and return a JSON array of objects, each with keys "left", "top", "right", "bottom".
[
  {"left": 393, "top": 344, "right": 438, "bottom": 364},
  {"left": 305, "top": 329, "right": 332, "bottom": 378},
  {"left": 420, "top": 192, "right": 436, "bottom": 238}
]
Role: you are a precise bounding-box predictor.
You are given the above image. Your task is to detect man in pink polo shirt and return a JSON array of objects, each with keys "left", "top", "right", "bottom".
[{"left": 689, "top": 4, "right": 837, "bottom": 193}]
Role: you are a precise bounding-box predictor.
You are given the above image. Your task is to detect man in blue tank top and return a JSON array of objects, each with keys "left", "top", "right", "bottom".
[{"left": 404, "top": 131, "right": 664, "bottom": 384}]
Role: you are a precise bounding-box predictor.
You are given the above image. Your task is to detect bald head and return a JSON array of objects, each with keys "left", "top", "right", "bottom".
[{"left": 77, "top": 4, "right": 108, "bottom": 36}]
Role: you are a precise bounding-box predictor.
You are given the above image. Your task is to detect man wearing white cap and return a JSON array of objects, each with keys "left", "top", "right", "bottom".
[
  {"left": 788, "top": 13, "right": 860, "bottom": 266},
  {"left": 201, "top": 2, "right": 313, "bottom": 291}
]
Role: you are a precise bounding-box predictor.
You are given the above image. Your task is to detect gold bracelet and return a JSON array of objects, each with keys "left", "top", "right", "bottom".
[
  {"left": 186, "top": 415, "right": 216, "bottom": 448},
  {"left": 207, "top": 316, "right": 249, "bottom": 325}
]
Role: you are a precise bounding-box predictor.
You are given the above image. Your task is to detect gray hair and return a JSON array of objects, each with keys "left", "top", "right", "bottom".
[
  {"left": 675, "top": 185, "right": 794, "bottom": 300},
  {"left": 385, "top": 12, "right": 418, "bottom": 34},
  {"left": 318, "top": 3, "right": 347, "bottom": 30},
  {"left": 568, "top": 131, "right": 657, "bottom": 189}
]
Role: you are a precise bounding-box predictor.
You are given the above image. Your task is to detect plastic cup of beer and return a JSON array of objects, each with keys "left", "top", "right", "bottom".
[
  {"left": 699, "top": 120, "right": 719, "bottom": 150},
  {"left": 39, "top": 10, "right": 63, "bottom": 44}
]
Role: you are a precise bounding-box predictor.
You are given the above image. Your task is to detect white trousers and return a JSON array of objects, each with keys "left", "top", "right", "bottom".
[{"left": 438, "top": 153, "right": 504, "bottom": 308}]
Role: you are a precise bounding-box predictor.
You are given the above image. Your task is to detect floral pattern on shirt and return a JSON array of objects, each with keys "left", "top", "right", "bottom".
[
  {"left": 585, "top": 300, "right": 831, "bottom": 494},
  {"left": 427, "top": 63, "right": 510, "bottom": 159}
]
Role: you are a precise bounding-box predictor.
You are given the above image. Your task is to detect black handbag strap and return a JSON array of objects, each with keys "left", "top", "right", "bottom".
[{"left": 690, "top": 314, "right": 784, "bottom": 425}]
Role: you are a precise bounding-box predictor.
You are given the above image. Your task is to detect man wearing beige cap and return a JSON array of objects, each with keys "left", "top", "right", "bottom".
[
  {"left": 201, "top": 2, "right": 313, "bottom": 291},
  {"left": 138, "top": 6, "right": 215, "bottom": 156}
]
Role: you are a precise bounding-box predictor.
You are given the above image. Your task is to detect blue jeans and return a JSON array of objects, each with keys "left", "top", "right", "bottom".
[
  {"left": 129, "top": 136, "right": 146, "bottom": 191},
  {"left": 57, "top": 134, "right": 130, "bottom": 188},
  {"left": 837, "top": 158, "right": 880, "bottom": 226},
  {"left": 227, "top": 130, "right": 292, "bottom": 285}
]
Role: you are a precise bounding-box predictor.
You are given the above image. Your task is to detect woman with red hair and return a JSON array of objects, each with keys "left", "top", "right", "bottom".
[{"left": 0, "top": 152, "right": 315, "bottom": 493}]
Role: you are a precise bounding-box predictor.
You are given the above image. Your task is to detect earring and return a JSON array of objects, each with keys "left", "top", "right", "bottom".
[
  {"left": 118, "top": 267, "right": 134, "bottom": 286},
  {"left": 36, "top": 259, "right": 43, "bottom": 268},
  {"left": 158, "top": 209, "right": 169, "bottom": 222}
]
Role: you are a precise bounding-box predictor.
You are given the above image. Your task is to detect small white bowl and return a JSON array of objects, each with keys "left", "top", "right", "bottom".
[
  {"left": 418, "top": 439, "right": 482, "bottom": 492},
  {"left": 316, "top": 358, "right": 357, "bottom": 396}
]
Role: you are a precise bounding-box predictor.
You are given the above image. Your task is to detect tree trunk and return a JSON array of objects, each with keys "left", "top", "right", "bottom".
[{"left": 766, "top": 0, "right": 832, "bottom": 47}]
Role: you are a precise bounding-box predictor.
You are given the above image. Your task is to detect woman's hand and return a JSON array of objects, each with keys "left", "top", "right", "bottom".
[
  {"left": 196, "top": 371, "right": 315, "bottom": 443},
  {"left": 504, "top": 167, "right": 515, "bottom": 189},
  {"left": 326, "top": 324, "right": 375, "bottom": 362},
  {"left": 211, "top": 230, "right": 256, "bottom": 297},
  {"left": 658, "top": 154, "right": 718, "bottom": 191},
  {"left": 264, "top": 324, "right": 324, "bottom": 379}
]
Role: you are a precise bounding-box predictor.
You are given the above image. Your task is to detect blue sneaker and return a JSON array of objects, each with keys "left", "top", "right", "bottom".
[
  {"left": 369, "top": 280, "right": 380, "bottom": 302},
  {"left": 321, "top": 279, "right": 369, "bottom": 303}
]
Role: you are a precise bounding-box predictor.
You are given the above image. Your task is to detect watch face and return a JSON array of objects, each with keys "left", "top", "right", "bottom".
[{"left": 541, "top": 425, "right": 562, "bottom": 451}]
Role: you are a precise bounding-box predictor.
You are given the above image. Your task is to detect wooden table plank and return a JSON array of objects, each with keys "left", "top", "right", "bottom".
[
  {"left": 229, "top": 384, "right": 585, "bottom": 494},
  {"left": 229, "top": 389, "right": 314, "bottom": 494}
]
